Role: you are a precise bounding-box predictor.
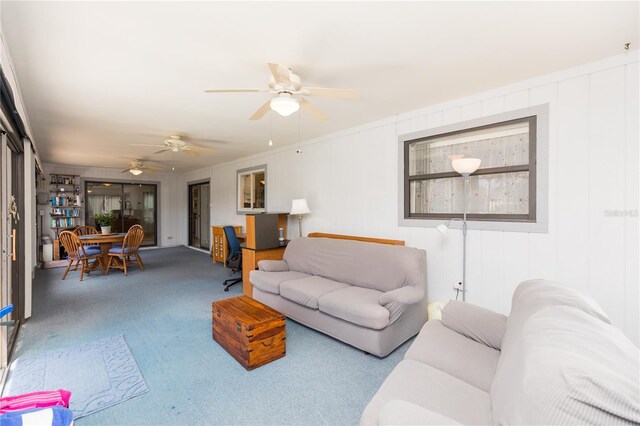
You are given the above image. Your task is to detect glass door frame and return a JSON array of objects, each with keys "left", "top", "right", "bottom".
[
  {"left": 0, "top": 132, "right": 25, "bottom": 382},
  {"left": 188, "top": 180, "right": 210, "bottom": 250},
  {"left": 84, "top": 180, "right": 159, "bottom": 247}
]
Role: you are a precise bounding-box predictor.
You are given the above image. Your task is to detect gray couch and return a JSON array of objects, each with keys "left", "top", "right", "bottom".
[
  {"left": 249, "top": 237, "right": 427, "bottom": 357},
  {"left": 361, "top": 279, "right": 640, "bottom": 425}
]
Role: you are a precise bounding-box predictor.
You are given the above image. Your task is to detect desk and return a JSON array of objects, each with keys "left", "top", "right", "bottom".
[
  {"left": 241, "top": 241, "right": 288, "bottom": 297},
  {"left": 78, "top": 233, "right": 126, "bottom": 270},
  {"left": 211, "top": 226, "right": 244, "bottom": 264}
]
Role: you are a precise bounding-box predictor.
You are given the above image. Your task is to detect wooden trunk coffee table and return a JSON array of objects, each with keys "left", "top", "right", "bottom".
[{"left": 212, "top": 296, "right": 286, "bottom": 370}]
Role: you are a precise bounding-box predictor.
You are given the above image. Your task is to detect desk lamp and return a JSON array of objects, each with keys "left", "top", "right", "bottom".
[{"left": 290, "top": 199, "right": 311, "bottom": 238}]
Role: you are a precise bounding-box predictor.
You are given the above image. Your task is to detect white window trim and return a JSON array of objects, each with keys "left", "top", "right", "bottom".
[
  {"left": 237, "top": 164, "right": 267, "bottom": 214},
  {"left": 397, "top": 104, "right": 549, "bottom": 233}
]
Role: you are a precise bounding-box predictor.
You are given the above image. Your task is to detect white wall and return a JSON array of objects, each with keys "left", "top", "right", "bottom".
[
  {"left": 43, "top": 163, "right": 186, "bottom": 247},
  {"left": 197, "top": 52, "right": 639, "bottom": 345}
]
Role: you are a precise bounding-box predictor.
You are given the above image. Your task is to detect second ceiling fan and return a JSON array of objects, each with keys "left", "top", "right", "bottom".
[
  {"left": 131, "top": 135, "right": 214, "bottom": 158},
  {"left": 204, "top": 63, "right": 360, "bottom": 121}
]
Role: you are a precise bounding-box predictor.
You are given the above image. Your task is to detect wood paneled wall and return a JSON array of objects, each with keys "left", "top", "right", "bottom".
[{"left": 204, "top": 52, "right": 639, "bottom": 345}]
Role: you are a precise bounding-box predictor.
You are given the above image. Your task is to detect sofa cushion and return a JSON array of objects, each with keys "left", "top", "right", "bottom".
[
  {"left": 441, "top": 300, "right": 507, "bottom": 350},
  {"left": 257, "top": 260, "right": 289, "bottom": 272},
  {"left": 318, "top": 286, "right": 389, "bottom": 330},
  {"left": 379, "top": 400, "right": 462, "bottom": 425},
  {"left": 492, "top": 279, "right": 614, "bottom": 423},
  {"left": 360, "top": 359, "right": 491, "bottom": 426},
  {"left": 404, "top": 320, "right": 500, "bottom": 392},
  {"left": 283, "top": 238, "right": 426, "bottom": 293},
  {"left": 509, "top": 279, "right": 611, "bottom": 326},
  {"left": 249, "top": 270, "right": 310, "bottom": 295},
  {"left": 492, "top": 305, "right": 640, "bottom": 425},
  {"left": 280, "top": 276, "right": 349, "bottom": 309}
]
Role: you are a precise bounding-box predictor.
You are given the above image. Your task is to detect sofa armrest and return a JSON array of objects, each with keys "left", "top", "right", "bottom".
[
  {"left": 378, "top": 286, "right": 423, "bottom": 306},
  {"left": 441, "top": 300, "right": 507, "bottom": 350},
  {"left": 257, "top": 260, "right": 289, "bottom": 272},
  {"left": 378, "top": 400, "right": 462, "bottom": 426}
]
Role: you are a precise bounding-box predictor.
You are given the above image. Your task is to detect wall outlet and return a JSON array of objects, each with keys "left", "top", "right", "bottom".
[
  {"left": 167, "top": 236, "right": 173, "bottom": 240},
  {"left": 452, "top": 282, "right": 463, "bottom": 290}
]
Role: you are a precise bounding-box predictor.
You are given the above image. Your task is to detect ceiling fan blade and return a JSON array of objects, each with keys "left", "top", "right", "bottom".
[
  {"left": 249, "top": 100, "right": 272, "bottom": 121},
  {"left": 204, "top": 89, "right": 268, "bottom": 93},
  {"left": 303, "top": 87, "right": 360, "bottom": 100},
  {"left": 120, "top": 169, "right": 131, "bottom": 173},
  {"left": 188, "top": 138, "right": 227, "bottom": 147},
  {"left": 130, "top": 144, "right": 165, "bottom": 147},
  {"left": 152, "top": 148, "right": 171, "bottom": 155},
  {"left": 268, "top": 63, "right": 291, "bottom": 86},
  {"left": 181, "top": 149, "right": 201, "bottom": 157},
  {"left": 188, "top": 146, "right": 215, "bottom": 152},
  {"left": 141, "top": 168, "right": 157, "bottom": 175},
  {"left": 144, "top": 166, "right": 164, "bottom": 172},
  {"left": 299, "top": 98, "right": 328, "bottom": 122}
]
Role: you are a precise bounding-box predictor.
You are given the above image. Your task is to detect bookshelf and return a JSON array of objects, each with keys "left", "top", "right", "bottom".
[{"left": 49, "top": 174, "right": 83, "bottom": 237}]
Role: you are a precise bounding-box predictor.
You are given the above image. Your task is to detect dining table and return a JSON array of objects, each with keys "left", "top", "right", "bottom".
[{"left": 78, "top": 233, "right": 126, "bottom": 273}]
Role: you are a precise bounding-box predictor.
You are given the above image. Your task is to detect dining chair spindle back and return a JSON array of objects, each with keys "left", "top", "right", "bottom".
[
  {"left": 59, "top": 230, "right": 103, "bottom": 281},
  {"left": 106, "top": 224, "right": 145, "bottom": 276}
]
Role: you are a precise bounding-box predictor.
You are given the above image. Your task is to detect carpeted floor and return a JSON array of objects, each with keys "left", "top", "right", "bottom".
[{"left": 11, "top": 247, "right": 411, "bottom": 425}]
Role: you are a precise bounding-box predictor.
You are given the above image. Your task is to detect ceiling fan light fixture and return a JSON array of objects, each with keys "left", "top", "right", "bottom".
[
  {"left": 270, "top": 95, "right": 299, "bottom": 117},
  {"left": 129, "top": 168, "right": 143, "bottom": 176}
]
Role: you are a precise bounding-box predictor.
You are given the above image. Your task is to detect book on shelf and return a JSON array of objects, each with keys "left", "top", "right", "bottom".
[
  {"left": 50, "top": 217, "right": 76, "bottom": 228},
  {"left": 50, "top": 208, "right": 80, "bottom": 217},
  {"left": 50, "top": 175, "right": 78, "bottom": 185},
  {"left": 50, "top": 195, "right": 82, "bottom": 208}
]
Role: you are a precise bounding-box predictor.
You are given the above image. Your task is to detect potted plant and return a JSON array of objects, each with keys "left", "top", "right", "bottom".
[{"left": 94, "top": 211, "right": 116, "bottom": 235}]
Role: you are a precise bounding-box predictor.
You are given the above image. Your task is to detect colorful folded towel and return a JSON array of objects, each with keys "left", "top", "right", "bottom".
[
  {"left": 0, "top": 406, "right": 73, "bottom": 426},
  {"left": 0, "top": 389, "right": 71, "bottom": 414}
]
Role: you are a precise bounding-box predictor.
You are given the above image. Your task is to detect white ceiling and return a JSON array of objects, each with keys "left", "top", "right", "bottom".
[{"left": 1, "top": 1, "right": 638, "bottom": 172}]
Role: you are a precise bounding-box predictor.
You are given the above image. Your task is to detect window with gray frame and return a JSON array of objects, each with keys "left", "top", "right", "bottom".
[
  {"left": 237, "top": 165, "right": 266, "bottom": 213},
  {"left": 404, "top": 116, "right": 537, "bottom": 222}
]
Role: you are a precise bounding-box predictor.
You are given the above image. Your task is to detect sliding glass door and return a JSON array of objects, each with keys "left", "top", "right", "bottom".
[
  {"left": 85, "top": 182, "right": 157, "bottom": 246},
  {"left": 0, "top": 132, "right": 24, "bottom": 377},
  {"left": 188, "top": 182, "right": 210, "bottom": 250}
]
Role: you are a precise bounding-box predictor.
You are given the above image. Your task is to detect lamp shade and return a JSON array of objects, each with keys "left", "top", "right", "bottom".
[
  {"left": 270, "top": 96, "right": 300, "bottom": 117},
  {"left": 290, "top": 198, "right": 311, "bottom": 215},
  {"left": 451, "top": 158, "right": 481, "bottom": 175},
  {"left": 436, "top": 224, "right": 448, "bottom": 234}
]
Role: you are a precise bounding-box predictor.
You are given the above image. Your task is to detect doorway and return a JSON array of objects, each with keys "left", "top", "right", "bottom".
[
  {"left": 85, "top": 181, "right": 158, "bottom": 246},
  {"left": 0, "top": 133, "right": 24, "bottom": 376},
  {"left": 188, "top": 182, "right": 210, "bottom": 250}
]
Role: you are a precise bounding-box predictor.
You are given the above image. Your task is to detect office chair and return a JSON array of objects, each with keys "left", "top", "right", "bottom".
[{"left": 222, "top": 226, "right": 242, "bottom": 292}]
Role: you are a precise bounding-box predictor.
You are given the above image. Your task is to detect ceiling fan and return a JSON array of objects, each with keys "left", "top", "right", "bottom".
[
  {"left": 120, "top": 160, "right": 163, "bottom": 176},
  {"left": 131, "top": 135, "right": 215, "bottom": 158},
  {"left": 204, "top": 62, "right": 360, "bottom": 121}
]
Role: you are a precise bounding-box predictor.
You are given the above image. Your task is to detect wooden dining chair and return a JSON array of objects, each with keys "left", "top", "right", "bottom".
[
  {"left": 73, "top": 226, "right": 99, "bottom": 236},
  {"left": 73, "top": 226, "right": 100, "bottom": 249},
  {"left": 106, "top": 225, "right": 145, "bottom": 276},
  {"left": 59, "top": 230, "right": 103, "bottom": 281}
]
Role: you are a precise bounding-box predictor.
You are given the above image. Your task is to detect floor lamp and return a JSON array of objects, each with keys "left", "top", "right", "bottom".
[
  {"left": 290, "top": 198, "right": 311, "bottom": 238},
  {"left": 437, "top": 157, "right": 481, "bottom": 301}
]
